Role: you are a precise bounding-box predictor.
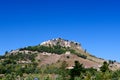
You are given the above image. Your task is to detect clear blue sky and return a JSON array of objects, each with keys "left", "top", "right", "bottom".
[{"left": 0, "top": 0, "right": 120, "bottom": 61}]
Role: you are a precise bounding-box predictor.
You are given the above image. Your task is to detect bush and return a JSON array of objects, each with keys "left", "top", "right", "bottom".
[{"left": 77, "top": 54, "right": 87, "bottom": 59}]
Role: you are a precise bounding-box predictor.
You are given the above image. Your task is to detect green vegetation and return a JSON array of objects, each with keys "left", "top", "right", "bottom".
[
  {"left": 69, "top": 61, "right": 85, "bottom": 80},
  {"left": 20, "top": 45, "right": 69, "bottom": 54},
  {"left": 109, "top": 60, "right": 116, "bottom": 64},
  {"left": 77, "top": 54, "right": 87, "bottom": 59},
  {"left": 20, "top": 45, "right": 88, "bottom": 59},
  {"left": 1, "top": 54, "right": 120, "bottom": 80},
  {"left": 0, "top": 44, "right": 120, "bottom": 80},
  {"left": 100, "top": 61, "right": 109, "bottom": 73},
  {"left": 0, "top": 53, "right": 39, "bottom": 80}
]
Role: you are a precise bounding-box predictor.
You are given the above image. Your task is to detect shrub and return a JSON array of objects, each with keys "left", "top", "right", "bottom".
[{"left": 77, "top": 54, "right": 87, "bottom": 59}]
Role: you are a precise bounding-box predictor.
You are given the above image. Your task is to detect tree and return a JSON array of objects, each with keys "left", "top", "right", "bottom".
[
  {"left": 70, "top": 61, "right": 85, "bottom": 80},
  {"left": 100, "top": 61, "right": 109, "bottom": 73},
  {"left": 60, "top": 61, "right": 68, "bottom": 80},
  {"left": 5, "top": 51, "right": 8, "bottom": 55},
  {"left": 109, "top": 60, "right": 114, "bottom": 64}
]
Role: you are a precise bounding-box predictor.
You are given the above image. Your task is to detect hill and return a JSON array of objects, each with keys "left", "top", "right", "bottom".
[
  {"left": 8, "top": 38, "right": 119, "bottom": 70},
  {"left": 0, "top": 38, "right": 120, "bottom": 80}
]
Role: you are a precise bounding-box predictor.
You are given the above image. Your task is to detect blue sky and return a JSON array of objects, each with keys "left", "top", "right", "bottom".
[{"left": 0, "top": 0, "right": 120, "bottom": 61}]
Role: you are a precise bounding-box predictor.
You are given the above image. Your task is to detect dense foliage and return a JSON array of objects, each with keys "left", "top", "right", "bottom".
[{"left": 20, "top": 45, "right": 69, "bottom": 54}]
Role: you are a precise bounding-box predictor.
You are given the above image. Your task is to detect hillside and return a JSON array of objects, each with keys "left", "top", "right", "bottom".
[
  {"left": 0, "top": 38, "right": 120, "bottom": 80},
  {"left": 9, "top": 38, "right": 119, "bottom": 70}
]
